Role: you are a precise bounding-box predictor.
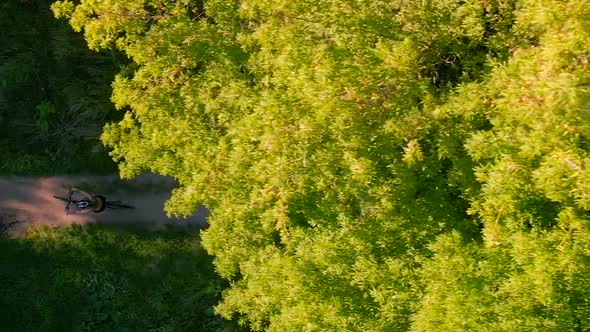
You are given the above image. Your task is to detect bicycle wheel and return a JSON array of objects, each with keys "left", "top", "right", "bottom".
[
  {"left": 53, "top": 196, "right": 69, "bottom": 202},
  {"left": 106, "top": 201, "right": 135, "bottom": 210},
  {"left": 54, "top": 196, "right": 79, "bottom": 203},
  {"left": 92, "top": 195, "right": 107, "bottom": 213}
]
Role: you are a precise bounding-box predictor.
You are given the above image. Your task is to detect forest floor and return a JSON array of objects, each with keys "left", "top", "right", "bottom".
[{"left": 0, "top": 173, "right": 208, "bottom": 237}]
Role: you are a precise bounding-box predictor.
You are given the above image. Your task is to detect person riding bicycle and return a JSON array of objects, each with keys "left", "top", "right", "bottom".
[{"left": 65, "top": 187, "right": 106, "bottom": 215}]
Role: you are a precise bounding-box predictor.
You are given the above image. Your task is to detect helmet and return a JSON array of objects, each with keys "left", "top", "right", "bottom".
[{"left": 77, "top": 199, "right": 91, "bottom": 209}]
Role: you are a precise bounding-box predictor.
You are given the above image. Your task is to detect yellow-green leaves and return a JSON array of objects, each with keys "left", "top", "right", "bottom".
[
  {"left": 402, "top": 139, "right": 424, "bottom": 166},
  {"left": 55, "top": 0, "right": 590, "bottom": 330},
  {"left": 51, "top": 1, "right": 75, "bottom": 19}
]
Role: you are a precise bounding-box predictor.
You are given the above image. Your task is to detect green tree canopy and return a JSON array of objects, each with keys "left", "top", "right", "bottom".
[{"left": 52, "top": 0, "right": 590, "bottom": 330}]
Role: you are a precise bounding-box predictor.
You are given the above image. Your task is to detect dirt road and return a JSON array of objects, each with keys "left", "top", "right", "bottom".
[{"left": 0, "top": 173, "right": 208, "bottom": 236}]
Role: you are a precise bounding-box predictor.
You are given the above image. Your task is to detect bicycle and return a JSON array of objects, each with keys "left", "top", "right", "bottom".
[{"left": 54, "top": 187, "right": 135, "bottom": 214}]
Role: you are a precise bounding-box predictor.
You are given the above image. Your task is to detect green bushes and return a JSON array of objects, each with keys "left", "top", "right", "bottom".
[{"left": 0, "top": 224, "right": 241, "bottom": 331}]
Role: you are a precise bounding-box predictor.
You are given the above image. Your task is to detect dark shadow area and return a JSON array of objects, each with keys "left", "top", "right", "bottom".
[
  {"left": 0, "top": 0, "right": 124, "bottom": 176},
  {"left": 0, "top": 223, "right": 245, "bottom": 332}
]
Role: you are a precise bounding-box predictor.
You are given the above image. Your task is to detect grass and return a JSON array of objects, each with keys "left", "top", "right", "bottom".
[{"left": 0, "top": 224, "right": 244, "bottom": 332}]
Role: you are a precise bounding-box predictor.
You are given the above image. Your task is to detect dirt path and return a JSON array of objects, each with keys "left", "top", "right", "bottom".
[{"left": 0, "top": 173, "right": 208, "bottom": 237}]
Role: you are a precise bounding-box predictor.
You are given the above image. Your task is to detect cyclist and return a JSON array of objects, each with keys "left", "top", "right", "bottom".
[{"left": 65, "top": 187, "right": 106, "bottom": 215}]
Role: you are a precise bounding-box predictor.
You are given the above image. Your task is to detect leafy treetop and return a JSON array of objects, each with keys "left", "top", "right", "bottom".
[{"left": 53, "top": 0, "right": 590, "bottom": 330}]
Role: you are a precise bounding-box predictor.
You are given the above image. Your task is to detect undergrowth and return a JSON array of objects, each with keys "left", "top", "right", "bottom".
[{"left": 0, "top": 224, "right": 244, "bottom": 332}]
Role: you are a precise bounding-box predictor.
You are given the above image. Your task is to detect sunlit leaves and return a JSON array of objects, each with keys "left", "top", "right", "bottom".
[{"left": 54, "top": 0, "right": 590, "bottom": 330}]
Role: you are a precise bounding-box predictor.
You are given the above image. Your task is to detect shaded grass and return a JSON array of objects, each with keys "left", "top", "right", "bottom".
[{"left": 0, "top": 224, "right": 244, "bottom": 332}]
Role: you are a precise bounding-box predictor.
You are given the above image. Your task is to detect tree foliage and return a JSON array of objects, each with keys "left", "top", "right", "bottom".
[{"left": 52, "top": 0, "right": 590, "bottom": 330}]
